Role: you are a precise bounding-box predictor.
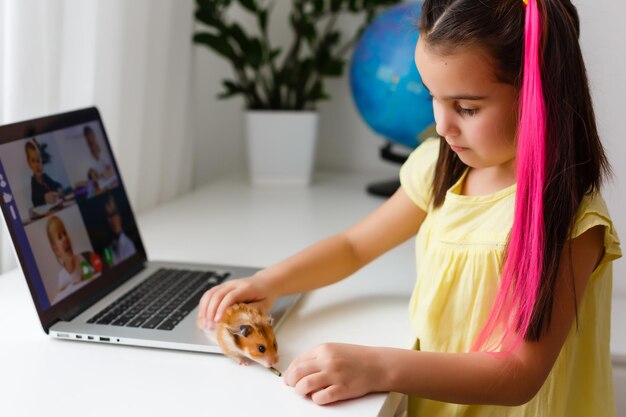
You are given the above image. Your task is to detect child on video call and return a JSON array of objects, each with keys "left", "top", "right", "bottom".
[
  {"left": 46, "top": 216, "right": 96, "bottom": 301},
  {"left": 86, "top": 168, "right": 103, "bottom": 197},
  {"left": 198, "top": 0, "right": 621, "bottom": 415},
  {"left": 104, "top": 195, "right": 136, "bottom": 265},
  {"left": 84, "top": 126, "right": 115, "bottom": 188},
  {"left": 25, "top": 140, "right": 64, "bottom": 207}
]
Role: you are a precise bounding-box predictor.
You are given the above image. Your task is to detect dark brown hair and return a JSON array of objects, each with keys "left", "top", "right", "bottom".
[{"left": 420, "top": 0, "right": 609, "bottom": 343}]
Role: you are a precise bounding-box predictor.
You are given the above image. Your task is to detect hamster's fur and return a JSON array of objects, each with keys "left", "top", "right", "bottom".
[{"left": 198, "top": 303, "right": 278, "bottom": 367}]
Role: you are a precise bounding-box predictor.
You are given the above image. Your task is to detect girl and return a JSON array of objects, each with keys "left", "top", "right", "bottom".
[
  {"left": 25, "top": 139, "right": 64, "bottom": 208},
  {"left": 197, "top": 0, "right": 621, "bottom": 415},
  {"left": 47, "top": 216, "right": 98, "bottom": 303}
]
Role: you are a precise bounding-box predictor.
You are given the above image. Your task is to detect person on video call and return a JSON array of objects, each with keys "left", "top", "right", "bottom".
[
  {"left": 86, "top": 168, "right": 104, "bottom": 197},
  {"left": 25, "top": 139, "right": 65, "bottom": 208},
  {"left": 104, "top": 195, "right": 136, "bottom": 265},
  {"left": 84, "top": 126, "right": 116, "bottom": 189},
  {"left": 46, "top": 215, "right": 97, "bottom": 302}
]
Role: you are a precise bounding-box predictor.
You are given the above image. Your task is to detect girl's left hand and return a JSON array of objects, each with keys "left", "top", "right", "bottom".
[{"left": 284, "top": 343, "right": 386, "bottom": 405}]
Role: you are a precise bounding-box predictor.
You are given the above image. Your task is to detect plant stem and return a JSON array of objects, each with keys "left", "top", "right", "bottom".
[{"left": 261, "top": 1, "right": 281, "bottom": 108}]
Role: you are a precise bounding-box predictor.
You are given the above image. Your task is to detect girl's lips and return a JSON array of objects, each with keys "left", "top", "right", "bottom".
[{"left": 450, "top": 144, "right": 469, "bottom": 153}]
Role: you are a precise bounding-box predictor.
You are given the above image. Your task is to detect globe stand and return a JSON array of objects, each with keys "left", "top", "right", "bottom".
[{"left": 366, "top": 142, "right": 411, "bottom": 198}]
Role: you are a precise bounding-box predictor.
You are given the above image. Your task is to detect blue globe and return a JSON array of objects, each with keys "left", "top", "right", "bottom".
[{"left": 350, "top": 2, "right": 434, "bottom": 150}]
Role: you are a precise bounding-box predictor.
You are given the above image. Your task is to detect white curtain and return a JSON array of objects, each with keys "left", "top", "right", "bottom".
[{"left": 0, "top": 0, "right": 196, "bottom": 272}]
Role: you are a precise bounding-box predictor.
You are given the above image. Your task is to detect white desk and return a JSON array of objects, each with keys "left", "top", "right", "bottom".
[{"left": 0, "top": 173, "right": 416, "bottom": 417}]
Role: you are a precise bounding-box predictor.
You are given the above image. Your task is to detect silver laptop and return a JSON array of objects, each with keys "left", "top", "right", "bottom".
[{"left": 0, "top": 107, "right": 300, "bottom": 353}]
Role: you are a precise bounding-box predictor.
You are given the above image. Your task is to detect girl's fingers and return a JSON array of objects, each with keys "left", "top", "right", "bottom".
[
  {"left": 310, "top": 384, "right": 344, "bottom": 406},
  {"left": 197, "top": 287, "right": 217, "bottom": 320},
  {"left": 215, "top": 288, "right": 245, "bottom": 322},
  {"left": 205, "top": 284, "right": 233, "bottom": 323},
  {"left": 284, "top": 349, "right": 319, "bottom": 383},
  {"left": 284, "top": 358, "right": 319, "bottom": 387},
  {"left": 197, "top": 278, "right": 269, "bottom": 328},
  {"left": 293, "top": 371, "right": 330, "bottom": 397}
]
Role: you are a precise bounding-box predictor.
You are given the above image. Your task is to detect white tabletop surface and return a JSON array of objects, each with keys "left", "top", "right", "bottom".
[
  {"left": 1, "top": 172, "right": 624, "bottom": 417},
  {"left": 0, "top": 173, "right": 415, "bottom": 417}
]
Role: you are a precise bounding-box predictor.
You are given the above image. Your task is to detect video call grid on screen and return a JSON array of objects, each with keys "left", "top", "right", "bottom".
[{"left": 0, "top": 120, "right": 140, "bottom": 310}]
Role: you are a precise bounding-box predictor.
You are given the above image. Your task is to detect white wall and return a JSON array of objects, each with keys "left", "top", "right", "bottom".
[
  {"left": 190, "top": 0, "right": 625, "bottom": 294},
  {"left": 577, "top": 0, "right": 626, "bottom": 295}
]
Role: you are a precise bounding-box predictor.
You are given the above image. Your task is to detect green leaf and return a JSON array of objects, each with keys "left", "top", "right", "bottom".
[
  {"left": 229, "top": 23, "right": 250, "bottom": 53},
  {"left": 297, "top": 58, "right": 314, "bottom": 84},
  {"left": 307, "top": 80, "right": 329, "bottom": 102},
  {"left": 193, "top": 33, "right": 237, "bottom": 61},
  {"left": 258, "top": 9, "right": 268, "bottom": 32},
  {"left": 248, "top": 38, "right": 264, "bottom": 68},
  {"left": 269, "top": 48, "right": 282, "bottom": 61},
  {"left": 194, "top": 9, "right": 216, "bottom": 27},
  {"left": 320, "top": 59, "right": 344, "bottom": 76},
  {"left": 313, "top": 0, "right": 324, "bottom": 15},
  {"left": 323, "top": 30, "right": 341, "bottom": 47},
  {"left": 237, "top": 0, "right": 257, "bottom": 13},
  {"left": 218, "top": 79, "right": 245, "bottom": 99},
  {"left": 330, "top": 0, "right": 343, "bottom": 12},
  {"left": 223, "top": 79, "right": 244, "bottom": 93},
  {"left": 302, "top": 19, "right": 317, "bottom": 43}
]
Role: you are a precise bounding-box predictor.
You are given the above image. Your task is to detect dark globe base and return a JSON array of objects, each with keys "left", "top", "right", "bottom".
[
  {"left": 365, "top": 143, "right": 409, "bottom": 198},
  {"left": 366, "top": 179, "right": 400, "bottom": 198}
]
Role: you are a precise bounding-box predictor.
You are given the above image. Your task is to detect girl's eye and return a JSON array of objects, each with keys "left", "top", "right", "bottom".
[{"left": 457, "top": 105, "right": 478, "bottom": 116}]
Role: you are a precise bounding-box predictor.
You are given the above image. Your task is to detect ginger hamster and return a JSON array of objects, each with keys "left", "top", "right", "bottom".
[{"left": 197, "top": 303, "right": 279, "bottom": 368}]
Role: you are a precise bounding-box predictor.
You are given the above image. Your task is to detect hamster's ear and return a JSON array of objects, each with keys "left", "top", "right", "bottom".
[
  {"left": 239, "top": 324, "right": 252, "bottom": 337},
  {"left": 267, "top": 317, "right": 274, "bottom": 326}
]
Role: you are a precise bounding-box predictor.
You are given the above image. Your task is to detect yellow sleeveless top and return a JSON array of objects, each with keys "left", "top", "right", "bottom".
[{"left": 399, "top": 138, "right": 622, "bottom": 417}]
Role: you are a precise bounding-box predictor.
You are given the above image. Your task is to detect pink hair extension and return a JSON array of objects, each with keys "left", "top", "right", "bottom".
[{"left": 473, "top": 0, "right": 546, "bottom": 352}]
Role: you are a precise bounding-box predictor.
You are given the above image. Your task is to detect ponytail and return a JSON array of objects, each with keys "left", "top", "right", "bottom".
[{"left": 473, "top": 0, "right": 546, "bottom": 352}]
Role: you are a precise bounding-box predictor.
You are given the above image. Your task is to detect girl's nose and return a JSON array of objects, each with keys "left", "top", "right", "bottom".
[{"left": 433, "top": 104, "right": 460, "bottom": 138}]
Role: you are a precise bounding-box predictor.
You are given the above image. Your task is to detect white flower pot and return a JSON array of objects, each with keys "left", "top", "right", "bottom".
[{"left": 245, "top": 111, "right": 319, "bottom": 185}]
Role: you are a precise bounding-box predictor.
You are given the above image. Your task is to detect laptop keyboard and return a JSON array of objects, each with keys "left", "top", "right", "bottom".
[{"left": 87, "top": 268, "right": 229, "bottom": 331}]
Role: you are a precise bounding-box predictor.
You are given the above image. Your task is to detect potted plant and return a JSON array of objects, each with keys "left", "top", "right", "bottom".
[{"left": 193, "top": 0, "right": 401, "bottom": 185}]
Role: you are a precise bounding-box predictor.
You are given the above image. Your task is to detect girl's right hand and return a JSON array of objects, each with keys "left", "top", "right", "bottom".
[{"left": 196, "top": 276, "right": 277, "bottom": 330}]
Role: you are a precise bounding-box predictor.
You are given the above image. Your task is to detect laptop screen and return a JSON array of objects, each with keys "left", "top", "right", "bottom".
[{"left": 0, "top": 108, "right": 146, "bottom": 328}]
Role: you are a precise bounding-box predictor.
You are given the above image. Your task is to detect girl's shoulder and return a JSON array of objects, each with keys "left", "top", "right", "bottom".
[
  {"left": 399, "top": 137, "right": 440, "bottom": 211},
  {"left": 572, "top": 191, "right": 621, "bottom": 264}
]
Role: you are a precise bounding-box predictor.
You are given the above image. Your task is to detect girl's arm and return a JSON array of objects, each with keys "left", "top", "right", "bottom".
[
  {"left": 198, "top": 187, "right": 427, "bottom": 323},
  {"left": 254, "top": 187, "right": 427, "bottom": 295},
  {"left": 285, "top": 225, "right": 605, "bottom": 406}
]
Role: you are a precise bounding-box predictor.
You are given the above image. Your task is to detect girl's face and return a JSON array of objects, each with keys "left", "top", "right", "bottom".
[
  {"left": 26, "top": 148, "right": 44, "bottom": 178},
  {"left": 415, "top": 39, "right": 518, "bottom": 176},
  {"left": 49, "top": 220, "right": 73, "bottom": 259}
]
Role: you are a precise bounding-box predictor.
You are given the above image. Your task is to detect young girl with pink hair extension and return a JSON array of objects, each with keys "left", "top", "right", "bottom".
[{"left": 197, "top": 0, "right": 621, "bottom": 415}]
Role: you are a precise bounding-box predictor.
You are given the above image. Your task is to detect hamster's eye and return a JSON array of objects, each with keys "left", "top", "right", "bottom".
[{"left": 258, "top": 345, "right": 266, "bottom": 353}]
